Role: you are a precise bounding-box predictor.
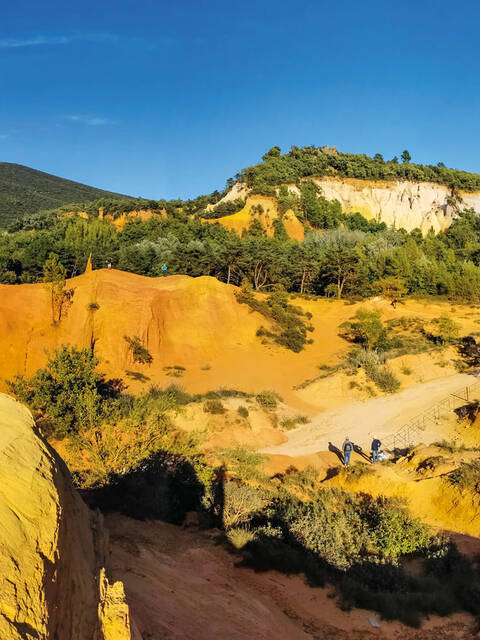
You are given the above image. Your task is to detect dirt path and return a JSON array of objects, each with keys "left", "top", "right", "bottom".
[
  {"left": 263, "top": 372, "right": 479, "bottom": 457},
  {"left": 106, "top": 513, "right": 475, "bottom": 640}
]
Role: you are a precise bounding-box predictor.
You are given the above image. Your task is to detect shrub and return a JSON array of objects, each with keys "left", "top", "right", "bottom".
[
  {"left": 124, "top": 335, "right": 153, "bottom": 364},
  {"left": 236, "top": 283, "right": 312, "bottom": 352},
  {"left": 340, "top": 309, "right": 389, "bottom": 350},
  {"left": 237, "top": 405, "right": 249, "bottom": 418},
  {"left": 365, "top": 497, "right": 431, "bottom": 560},
  {"left": 8, "top": 345, "right": 120, "bottom": 436},
  {"left": 286, "top": 499, "right": 370, "bottom": 570},
  {"left": 364, "top": 362, "right": 400, "bottom": 393},
  {"left": 425, "top": 315, "right": 461, "bottom": 344},
  {"left": 226, "top": 527, "right": 256, "bottom": 549},
  {"left": 280, "top": 415, "right": 309, "bottom": 430},
  {"left": 340, "top": 463, "right": 376, "bottom": 483},
  {"left": 222, "top": 481, "right": 268, "bottom": 528},
  {"left": 446, "top": 461, "right": 480, "bottom": 496},
  {"left": 347, "top": 348, "right": 385, "bottom": 370},
  {"left": 416, "top": 456, "right": 446, "bottom": 474},
  {"left": 163, "top": 365, "right": 185, "bottom": 377},
  {"left": 256, "top": 390, "right": 281, "bottom": 410},
  {"left": 219, "top": 446, "right": 267, "bottom": 481},
  {"left": 203, "top": 399, "right": 226, "bottom": 414}
]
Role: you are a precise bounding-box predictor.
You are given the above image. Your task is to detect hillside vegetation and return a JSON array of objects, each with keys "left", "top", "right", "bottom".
[
  {"left": 4, "top": 199, "right": 480, "bottom": 305},
  {"left": 0, "top": 162, "right": 125, "bottom": 227},
  {"left": 238, "top": 146, "right": 480, "bottom": 193},
  {"left": 7, "top": 346, "right": 480, "bottom": 629}
]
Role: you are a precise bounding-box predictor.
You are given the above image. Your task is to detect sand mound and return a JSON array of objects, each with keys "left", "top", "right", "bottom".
[{"left": 0, "top": 394, "right": 139, "bottom": 639}]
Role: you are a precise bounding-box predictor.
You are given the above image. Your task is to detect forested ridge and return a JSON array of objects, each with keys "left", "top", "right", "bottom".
[
  {"left": 237, "top": 146, "right": 480, "bottom": 194},
  {"left": 4, "top": 147, "right": 480, "bottom": 304},
  {"left": 4, "top": 194, "right": 480, "bottom": 305}
]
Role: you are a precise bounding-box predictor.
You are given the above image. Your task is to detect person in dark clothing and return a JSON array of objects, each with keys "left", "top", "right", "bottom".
[
  {"left": 342, "top": 437, "right": 353, "bottom": 466},
  {"left": 371, "top": 437, "right": 381, "bottom": 463}
]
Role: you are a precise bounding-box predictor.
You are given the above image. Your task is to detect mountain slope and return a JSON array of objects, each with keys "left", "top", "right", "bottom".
[{"left": 0, "top": 162, "right": 126, "bottom": 227}]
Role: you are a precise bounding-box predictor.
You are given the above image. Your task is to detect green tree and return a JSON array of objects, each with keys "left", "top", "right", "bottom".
[
  {"left": 321, "top": 247, "right": 360, "bottom": 298},
  {"left": 340, "top": 308, "right": 388, "bottom": 350},
  {"left": 401, "top": 149, "right": 411, "bottom": 164},
  {"left": 373, "top": 276, "right": 408, "bottom": 300},
  {"left": 43, "top": 252, "right": 68, "bottom": 323},
  {"left": 427, "top": 314, "right": 461, "bottom": 344}
]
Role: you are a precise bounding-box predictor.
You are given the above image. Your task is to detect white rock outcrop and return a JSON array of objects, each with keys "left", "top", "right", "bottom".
[
  {"left": 213, "top": 178, "right": 480, "bottom": 234},
  {"left": 306, "top": 178, "right": 480, "bottom": 233}
]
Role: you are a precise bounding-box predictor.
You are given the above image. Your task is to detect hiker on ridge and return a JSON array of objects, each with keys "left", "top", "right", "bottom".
[
  {"left": 342, "top": 437, "right": 353, "bottom": 467},
  {"left": 371, "top": 436, "right": 382, "bottom": 463}
]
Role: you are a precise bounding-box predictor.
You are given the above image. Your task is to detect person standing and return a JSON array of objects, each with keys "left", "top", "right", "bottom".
[
  {"left": 371, "top": 437, "right": 381, "bottom": 463},
  {"left": 342, "top": 437, "right": 353, "bottom": 467},
  {"left": 162, "top": 264, "right": 167, "bottom": 277}
]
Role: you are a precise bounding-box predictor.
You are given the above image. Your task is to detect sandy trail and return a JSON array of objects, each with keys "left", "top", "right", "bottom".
[{"left": 263, "top": 372, "right": 479, "bottom": 457}]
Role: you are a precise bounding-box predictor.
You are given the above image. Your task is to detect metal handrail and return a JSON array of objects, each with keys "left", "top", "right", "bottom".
[{"left": 382, "top": 378, "right": 480, "bottom": 452}]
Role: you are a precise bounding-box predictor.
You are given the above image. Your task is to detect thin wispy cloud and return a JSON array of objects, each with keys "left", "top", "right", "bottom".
[
  {"left": 63, "top": 115, "right": 118, "bottom": 126},
  {"left": 0, "top": 33, "right": 120, "bottom": 49},
  {"left": 0, "top": 134, "right": 8, "bottom": 139}
]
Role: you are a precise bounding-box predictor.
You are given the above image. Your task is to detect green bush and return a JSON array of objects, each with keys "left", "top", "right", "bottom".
[
  {"left": 425, "top": 315, "right": 461, "bottom": 344},
  {"left": 364, "top": 362, "right": 400, "bottom": 393},
  {"left": 203, "top": 399, "right": 226, "bottom": 414},
  {"left": 280, "top": 415, "right": 309, "bottom": 430},
  {"left": 340, "top": 309, "right": 389, "bottom": 350},
  {"left": 218, "top": 446, "right": 267, "bottom": 481},
  {"left": 222, "top": 482, "right": 268, "bottom": 528},
  {"left": 256, "top": 390, "right": 281, "bottom": 410},
  {"left": 8, "top": 345, "right": 119, "bottom": 436},
  {"left": 365, "top": 497, "right": 431, "bottom": 559},
  {"left": 124, "top": 336, "right": 153, "bottom": 364},
  {"left": 236, "top": 284, "right": 312, "bottom": 352},
  {"left": 226, "top": 527, "right": 256, "bottom": 549},
  {"left": 446, "top": 461, "right": 480, "bottom": 496},
  {"left": 237, "top": 405, "right": 249, "bottom": 418}
]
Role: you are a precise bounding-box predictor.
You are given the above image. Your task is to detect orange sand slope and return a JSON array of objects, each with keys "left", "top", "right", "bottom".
[
  {"left": 2, "top": 269, "right": 480, "bottom": 412},
  {"left": 203, "top": 194, "right": 305, "bottom": 241},
  {"left": 0, "top": 269, "right": 346, "bottom": 410}
]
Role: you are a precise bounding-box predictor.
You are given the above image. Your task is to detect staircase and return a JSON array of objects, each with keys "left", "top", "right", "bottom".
[{"left": 382, "top": 378, "right": 480, "bottom": 451}]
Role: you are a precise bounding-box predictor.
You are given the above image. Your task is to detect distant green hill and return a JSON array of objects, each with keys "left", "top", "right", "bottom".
[{"left": 0, "top": 163, "right": 126, "bottom": 227}]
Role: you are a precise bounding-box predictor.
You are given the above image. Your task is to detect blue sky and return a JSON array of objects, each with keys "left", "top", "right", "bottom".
[{"left": 1, "top": 0, "right": 479, "bottom": 199}]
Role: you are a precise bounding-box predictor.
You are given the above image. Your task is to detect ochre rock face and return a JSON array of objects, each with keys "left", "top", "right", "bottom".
[
  {"left": 0, "top": 394, "right": 138, "bottom": 640},
  {"left": 205, "top": 178, "right": 480, "bottom": 235},
  {"left": 203, "top": 195, "right": 305, "bottom": 240},
  {"left": 0, "top": 271, "right": 268, "bottom": 390},
  {"left": 292, "top": 178, "right": 480, "bottom": 233}
]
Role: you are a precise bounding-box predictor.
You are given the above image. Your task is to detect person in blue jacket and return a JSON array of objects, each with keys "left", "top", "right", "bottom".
[
  {"left": 371, "top": 437, "right": 382, "bottom": 463},
  {"left": 342, "top": 437, "right": 353, "bottom": 467}
]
